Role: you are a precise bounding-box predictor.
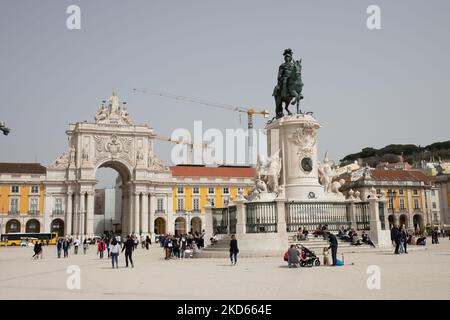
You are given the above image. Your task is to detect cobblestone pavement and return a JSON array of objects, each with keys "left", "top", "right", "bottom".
[{"left": 0, "top": 239, "right": 448, "bottom": 299}]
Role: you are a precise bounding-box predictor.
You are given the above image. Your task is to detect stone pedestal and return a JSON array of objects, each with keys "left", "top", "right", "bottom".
[{"left": 266, "top": 114, "right": 324, "bottom": 201}]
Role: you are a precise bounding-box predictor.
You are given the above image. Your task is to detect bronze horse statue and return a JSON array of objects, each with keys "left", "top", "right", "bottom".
[{"left": 273, "top": 59, "right": 304, "bottom": 118}]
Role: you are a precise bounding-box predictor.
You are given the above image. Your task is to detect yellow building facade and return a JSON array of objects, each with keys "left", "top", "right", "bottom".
[{"left": 0, "top": 163, "right": 46, "bottom": 234}]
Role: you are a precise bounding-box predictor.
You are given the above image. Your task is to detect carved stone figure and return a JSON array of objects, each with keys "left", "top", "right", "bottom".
[
  {"left": 255, "top": 151, "right": 282, "bottom": 194},
  {"left": 69, "top": 146, "right": 76, "bottom": 164},
  {"left": 50, "top": 152, "right": 69, "bottom": 169},
  {"left": 82, "top": 146, "right": 89, "bottom": 162},
  {"left": 318, "top": 152, "right": 337, "bottom": 194},
  {"left": 94, "top": 93, "right": 133, "bottom": 125},
  {"left": 330, "top": 179, "right": 345, "bottom": 195},
  {"left": 148, "top": 153, "right": 167, "bottom": 172},
  {"left": 106, "top": 135, "right": 122, "bottom": 154}
]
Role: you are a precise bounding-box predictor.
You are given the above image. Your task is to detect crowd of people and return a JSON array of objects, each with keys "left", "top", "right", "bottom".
[{"left": 157, "top": 231, "right": 205, "bottom": 260}]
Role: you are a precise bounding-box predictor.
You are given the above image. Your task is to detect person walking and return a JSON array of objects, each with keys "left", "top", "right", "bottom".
[
  {"left": 400, "top": 225, "right": 408, "bottom": 254},
  {"left": 164, "top": 235, "right": 173, "bottom": 260},
  {"left": 179, "top": 235, "right": 187, "bottom": 258},
  {"left": 133, "top": 235, "right": 139, "bottom": 250},
  {"left": 122, "top": 235, "right": 135, "bottom": 268},
  {"left": 63, "top": 238, "right": 69, "bottom": 258},
  {"left": 98, "top": 239, "right": 106, "bottom": 259},
  {"left": 32, "top": 241, "right": 40, "bottom": 259},
  {"left": 56, "top": 238, "right": 63, "bottom": 258},
  {"left": 229, "top": 234, "right": 239, "bottom": 266},
  {"left": 105, "top": 238, "right": 111, "bottom": 258},
  {"left": 73, "top": 238, "right": 80, "bottom": 255},
  {"left": 145, "top": 235, "right": 151, "bottom": 250},
  {"left": 83, "top": 238, "right": 88, "bottom": 254},
  {"left": 327, "top": 232, "right": 338, "bottom": 266},
  {"left": 391, "top": 225, "right": 401, "bottom": 254},
  {"left": 110, "top": 238, "right": 121, "bottom": 269}
]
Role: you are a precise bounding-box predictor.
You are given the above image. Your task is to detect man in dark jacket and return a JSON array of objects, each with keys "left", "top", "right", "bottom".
[
  {"left": 122, "top": 235, "right": 135, "bottom": 268},
  {"left": 327, "top": 232, "right": 338, "bottom": 266},
  {"left": 391, "top": 225, "right": 400, "bottom": 254},
  {"left": 229, "top": 234, "right": 239, "bottom": 266}
]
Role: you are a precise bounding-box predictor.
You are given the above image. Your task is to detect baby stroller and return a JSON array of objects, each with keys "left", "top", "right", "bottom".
[{"left": 298, "top": 244, "right": 321, "bottom": 267}]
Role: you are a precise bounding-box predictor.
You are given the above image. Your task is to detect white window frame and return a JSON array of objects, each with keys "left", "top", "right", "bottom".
[
  {"left": 414, "top": 198, "right": 419, "bottom": 209},
  {"left": 223, "top": 187, "right": 230, "bottom": 195},
  {"left": 177, "top": 187, "right": 184, "bottom": 194},
  {"left": 193, "top": 197, "right": 200, "bottom": 212},
  {"left": 177, "top": 198, "right": 185, "bottom": 212},
  {"left": 208, "top": 187, "right": 215, "bottom": 195},
  {"left": 10, "top": 197, "right": 19, "bottom": 214},
  {"left": 399, "top": 198, "right": 405, "bottom": 210},
  {"left": 54, "top": 198, "right": 63, "bottom": 214},
  {"left": 193, "top": 187, "right": 199, "bottom": 194},
  {"left": 11, "top": 185, "right": 19, "bottom": 194},
  {"left": 30, "top": 185, "right": 39, "bottom": 194},
  {"left": 29, "top": 197, "right": 39, "bottom": 214},
  {"left": 156, "top": 198, "right": 164, "bottom": 212}
]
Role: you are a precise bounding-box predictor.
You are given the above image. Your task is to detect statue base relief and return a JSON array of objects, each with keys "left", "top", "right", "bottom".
[{"left": 266, "top": 113, "right": 325, "bottom": 201}]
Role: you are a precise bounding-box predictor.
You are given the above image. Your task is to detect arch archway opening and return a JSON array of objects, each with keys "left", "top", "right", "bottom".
[
  {"left": 6, "top": 219, "right": 20, "bottom": 233},
  {"left": 26, "top": 219, "right": 40, "bottom": 233},
  {"left": 95, "top": 161, "right": 132, "bottom": 237},
  {"left": 191, "top": 217, "right": 202, "bottom": 234},
  {"left": 154, "top": 217, "right": 166, "bottom": 235},
  {"left": 51, "top": 219, "right": 65, "bottom": 236},
  {"left": 413, "top": 214, "right": 424, "bottom": 234},
  {"left": 399, "top": 214, "right": 408, "bottom": 228},
  {"left": 175, "top": 217, "right": 186, "bottom": 236},
  {"left": 388, "top": 215, "right": 395, "bottom": 230}
]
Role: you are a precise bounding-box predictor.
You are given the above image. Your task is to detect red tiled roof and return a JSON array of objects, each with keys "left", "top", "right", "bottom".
[
  {"left": 170, "top": 165, "right": 255, "bottom": 178},
  {"left": 370, "top": 170, "right": 435, "bottom": 182},
  {"left": 0, "top": 163, "right": 46, "bottom": 174}
]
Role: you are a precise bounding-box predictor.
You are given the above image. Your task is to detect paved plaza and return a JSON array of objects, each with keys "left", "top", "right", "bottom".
[{"left": 0, "top": 239, "right": 449, "bottom": 300}]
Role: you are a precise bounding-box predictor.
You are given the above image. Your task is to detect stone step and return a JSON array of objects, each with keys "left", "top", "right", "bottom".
[{"left": 195, "top": 245, "right": 427, "bottom": 259}]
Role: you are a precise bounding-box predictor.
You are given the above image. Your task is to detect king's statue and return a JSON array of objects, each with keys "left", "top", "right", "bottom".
[{"left": 273, "top": 48, "right": 304, "bottom": 118}]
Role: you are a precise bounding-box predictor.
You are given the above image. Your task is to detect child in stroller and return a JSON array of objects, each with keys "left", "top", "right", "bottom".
[{"left": 298, "top": 244, "right": 321, "bottom": 267}]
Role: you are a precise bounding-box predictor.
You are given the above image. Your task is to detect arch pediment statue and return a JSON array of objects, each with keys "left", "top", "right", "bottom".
[
  {"left": 94, "top": 93, "right": 133, "bottom": 125},
  {"left": 49, "top": 152, "right": 69, "bottom": 169}
]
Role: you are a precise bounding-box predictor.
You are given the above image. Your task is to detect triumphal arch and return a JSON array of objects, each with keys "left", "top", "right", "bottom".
[{"left": 45, "top": 93, "right": 172, "bottom": 238}]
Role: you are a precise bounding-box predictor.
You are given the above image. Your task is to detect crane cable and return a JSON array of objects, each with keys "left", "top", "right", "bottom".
[{"left": 132, "top": 88, "right": 249, "bottom": 114}]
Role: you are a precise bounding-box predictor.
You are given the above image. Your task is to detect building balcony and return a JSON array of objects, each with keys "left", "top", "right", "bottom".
[
  {"left": 8, "top": 210, "right": 20, "bottom": 215},
  {"left": 176, "top": 209, "right": 185, "bottom": 214},
  {"left": 28, "top": 210, "right": 40, "bottom": 215},
  {"left": 155, "top": 209, "right": 166, "bottom": 214},
  {"left": 52, "top": 209, "right": 64, "bottom": 215}
]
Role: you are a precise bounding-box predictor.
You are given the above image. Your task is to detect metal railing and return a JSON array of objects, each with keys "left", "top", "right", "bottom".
[
  {"left": 355, "top": 202, "right": 370, "bottom": 230},
  {"left": 52, "top": 209, "right": 64, "bottom": 215},
  {"left": 246, "top": 202, "right": 277, "bottom": 233},
  {"left": 212, "top": 207, "right": 229, "bottom": 234},
  {"left": 286, "top": 202, "right": 350, "bottom": 232}
]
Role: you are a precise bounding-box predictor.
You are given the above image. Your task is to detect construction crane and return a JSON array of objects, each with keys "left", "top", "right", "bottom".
[
  {"left": 132, "top": 88, "right": 269, "bottom": 164},
  {"left": 154, "top": 133, "right": 210, "bottom": 164}
]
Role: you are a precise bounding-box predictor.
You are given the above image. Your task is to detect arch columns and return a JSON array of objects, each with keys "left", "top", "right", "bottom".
[
  {"left": 134, "top": 192, "right": 140, "bottom": 235},
  {"left": 149, "top": 193, "right": 156, "bottom": 237},
  {"left": 65, "top": 192, "right": 73, "bottom": 236},
  {"left": 86, "top": 191, "right": 95, "bottom": 237},
  {"left": 141, "top": 192, "right": 149, "bottom": 236}
]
